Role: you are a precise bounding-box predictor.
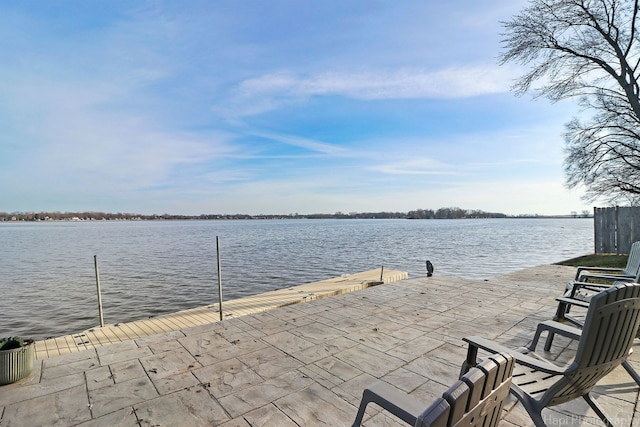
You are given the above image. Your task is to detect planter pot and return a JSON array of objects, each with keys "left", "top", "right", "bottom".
[{"left": 0, "top": 340, "right": 35, "bottom": 385}]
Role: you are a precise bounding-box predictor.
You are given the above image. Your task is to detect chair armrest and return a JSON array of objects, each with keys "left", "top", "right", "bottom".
[
  {"left": 352, "top": 380, "right": 425, "bottom": 426},
  {"left": 577, "top": 272, "right": 634, "bottom": 282},
  {"left": 566, "top": 280, "right": 615, "bottom": 297},
  {"left": 575, "top": 266, "right": 624, "bottom": 280},
  {"left": 529, "top": 320, "right": 583, "bottom": 352},
  {"left": 555, "top": 296, "right": 590, "bottom": 309},
  {"left": 370, "top": 381, "right": 425, "bottom": 421},
  {"left": 553, "top": 296, "right": 590, "bottom": 325},
  {"left": 462, "top": 336, "right": 562, "bottom": 376}
]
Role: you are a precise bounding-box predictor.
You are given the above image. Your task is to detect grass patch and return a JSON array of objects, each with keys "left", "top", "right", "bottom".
[{"left": 555, "top": 254, "right": 628, "bottom": 268}]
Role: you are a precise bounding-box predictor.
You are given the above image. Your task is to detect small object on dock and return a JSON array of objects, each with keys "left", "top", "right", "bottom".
[{"left": 426, "top": 260, "right": 434, "bottom": 277}]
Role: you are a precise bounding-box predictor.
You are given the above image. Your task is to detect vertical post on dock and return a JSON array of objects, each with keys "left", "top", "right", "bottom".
[
  {"left": 216, "top": 236, "right": 223, "bottom": 321},
  {"left": 379, "top": 265, "right": 384, "bottom": 282},
  {"left": 94, "top": 255, "right": 105, "bottom": 327}
]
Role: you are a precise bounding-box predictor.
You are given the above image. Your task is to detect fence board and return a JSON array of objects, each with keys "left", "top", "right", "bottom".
[{"left": 594, "top": 206, "right": 640, "bottom": 254}]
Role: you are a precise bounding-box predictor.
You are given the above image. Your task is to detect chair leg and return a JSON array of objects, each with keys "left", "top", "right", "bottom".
[
  {"left": 509, "top": 385, "right": 549, "bottom": 427},
  {"left": 351, "top": 384, "right": 420, "bottom": 426},
  {"left": 622, "top": 360, "right": 640, "bottom": 386},
  {"left": 460, "top": 344, "right": 479, "bottom": 376},
  {"left": 553, "top": 300, "right": 569, "bottom": 322},
  {"left": 529, "top": 323, "right": 555, "bottom": 352},
  {"left": 544, "top": 332, "right": 555, "bottom": 352},
  {"left": 528, "top": 410, "right": 549, "bottom": 427},
  {"left": 352, "top": 389, "right": 372, "bottom": 426},
  {"left": 513, "top": 403, "right": 548, "bottom": 426},
  {"left": 582, "top": 394, "right": 614, "bottom": 427},
  {"left": 529, "top": 326, "right": 545, "bottom": 351}
]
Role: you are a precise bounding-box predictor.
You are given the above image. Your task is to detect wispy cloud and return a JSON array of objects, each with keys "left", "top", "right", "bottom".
[
  {"left": 241, "top": 66, "right": 513, "bottom": 99},
  {"left": 247, "top": 132, "right": 352, "bottom": 157},
  {"left": 223, "top": 65, "right": 516, "bottom": 118},
  {"left": 370, "top": 158, "right": 462, "bottom": 176},
  {"left": 0, "top": 74, "right": 236, "bottom": 193}
]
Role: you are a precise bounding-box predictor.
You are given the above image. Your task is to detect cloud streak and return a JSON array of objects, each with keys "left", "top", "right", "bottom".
[
  {"left": 370, "top": 158, "right": 462, "bottom": 176},
  {"left": 240, "top": 66, "right": 513, "bottom": 100},
  {"left": 223, "top": 65, "right": 516, "bottom": 118}
]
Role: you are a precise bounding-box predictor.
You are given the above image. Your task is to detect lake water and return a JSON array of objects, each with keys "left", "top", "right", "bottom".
[{"left": 0, "top": 218, "right": 593, "bottom": 340}]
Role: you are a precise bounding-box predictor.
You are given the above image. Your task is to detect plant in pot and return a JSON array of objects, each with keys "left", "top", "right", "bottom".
[{"left": 0, "top": 336, "right": 35, "bottom": 385}]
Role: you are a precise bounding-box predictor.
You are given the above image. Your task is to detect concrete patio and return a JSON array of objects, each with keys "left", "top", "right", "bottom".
[{"left": 1, "top": 264, "right": 639, "bottom": 426}]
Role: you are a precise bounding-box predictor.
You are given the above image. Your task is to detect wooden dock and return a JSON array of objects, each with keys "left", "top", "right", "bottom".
[{"left": 34, "top": 268, "right": 408, "bottom": 359}]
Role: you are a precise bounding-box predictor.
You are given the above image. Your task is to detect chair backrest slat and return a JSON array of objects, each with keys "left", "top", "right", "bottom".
[
  {"left": 624, "top": 241, "right": 640, "bottom": 276},
  {"left": 443, "top": 381, "right": 471, "bottom": 425},
  {"left": 479, "top": 358, "right": 499, "bottom": 398},
  {"left": 418, "top": 353, "right": 515, "bottom": 427},
  {"left": 417, "top": 399, "right": 450, "bottom": 427},
  {"left": 488, "top": 353, "right": 511, "bottom": 391},
  {"left": 459, "top": 368, "right": 486, "bottom": 411},
  {"left": 474, "top": 353, "right": 512, "bottom": 427},
  {"left": 578, "top": 284, "right": 640, "bottom": 366},
  {"left": 546, "top": 283, "right": 640, "bottom": 407}
]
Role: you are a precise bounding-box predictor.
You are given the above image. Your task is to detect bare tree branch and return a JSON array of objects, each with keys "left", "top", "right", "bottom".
[{"left": 503, "top": 0, "right": 640, "bottom": 203}]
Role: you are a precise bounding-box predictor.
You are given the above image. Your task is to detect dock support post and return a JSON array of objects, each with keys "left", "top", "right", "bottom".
[
  {"left": 94, "top": 255, "right": 105, "bottom": 327},
  {"left": 379, "top": 265, "right": 384, "bottom": 282},
  {"left": 216, "top": 236, "right": 223, "bottom": 321}
]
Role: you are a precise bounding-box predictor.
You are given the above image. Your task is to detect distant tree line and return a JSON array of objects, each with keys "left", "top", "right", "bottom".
[
  {"left": 0, "top": 207, "right": 587, "bottom": 222},
  {"left": 406, "top": 208, "right": 508, "bottom": 219},
  {"left": 0, "top": 211, "right": 411, "bottom": 221}
]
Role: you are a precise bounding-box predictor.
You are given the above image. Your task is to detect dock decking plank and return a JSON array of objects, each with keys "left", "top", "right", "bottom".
[{"left": 32, "top": 268, "right": 407, "bottom": 359}]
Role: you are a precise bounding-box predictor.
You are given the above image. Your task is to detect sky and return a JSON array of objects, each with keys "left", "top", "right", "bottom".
[{"left": 0, "top": 0, "right": 595, "bottom": 216}]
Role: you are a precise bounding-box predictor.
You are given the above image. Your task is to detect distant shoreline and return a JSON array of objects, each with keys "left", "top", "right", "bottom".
[{"left": 1, "top": 211, "right": 592, "bottom": 222}]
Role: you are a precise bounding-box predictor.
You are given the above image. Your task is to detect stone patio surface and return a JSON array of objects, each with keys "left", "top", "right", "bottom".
[{"left": 1, "top": 264, "right": 640, "bottom": 426}]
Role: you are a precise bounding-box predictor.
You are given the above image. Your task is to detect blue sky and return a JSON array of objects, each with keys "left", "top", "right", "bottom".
[{"left": 0, "top": 1, "right": 592, "bottom": 216}]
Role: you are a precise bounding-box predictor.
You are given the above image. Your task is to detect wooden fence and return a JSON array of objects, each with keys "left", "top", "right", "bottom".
[{"left": 594, "top": 206, "right": 640, "bottom": 254}]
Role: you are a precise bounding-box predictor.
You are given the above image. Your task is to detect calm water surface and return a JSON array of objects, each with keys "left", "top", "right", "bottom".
[{"left": 0, "top": 218, "right": 592, "bottom": 339}]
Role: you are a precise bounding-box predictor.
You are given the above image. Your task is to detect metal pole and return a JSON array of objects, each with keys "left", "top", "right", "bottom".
[
  {"left": 94, "top": 255, "right": 105, "bottom": 327},
  {"left": 216, "top": 236, "right": 223, "bottom": 321}
]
